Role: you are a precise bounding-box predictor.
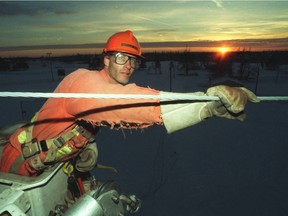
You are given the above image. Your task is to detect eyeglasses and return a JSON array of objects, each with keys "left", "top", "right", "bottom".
[{"left": 110, "top": 52, "right": 141, "bottom": 69}]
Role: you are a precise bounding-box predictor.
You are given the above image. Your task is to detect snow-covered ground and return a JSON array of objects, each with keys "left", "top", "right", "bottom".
[{"left": 1, "top": 59, "right": 288, "bottom": 216}]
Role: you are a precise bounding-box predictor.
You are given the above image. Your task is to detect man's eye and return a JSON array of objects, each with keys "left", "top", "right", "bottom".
[{"left": 119, "top": 56, "right": 126, "bottom": 61}]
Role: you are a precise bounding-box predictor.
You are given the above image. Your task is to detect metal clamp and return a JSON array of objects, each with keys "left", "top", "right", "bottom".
[{"left": 21, "top": 138, "right": 41, "bottom": 159}]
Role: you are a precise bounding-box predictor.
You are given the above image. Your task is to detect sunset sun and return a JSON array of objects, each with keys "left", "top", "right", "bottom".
[
  {"left": 219, "top": 47, "right": 229, "bottom": 54},
  {"left": 217, "top": 46, "right": 231, "bottom": 57}
]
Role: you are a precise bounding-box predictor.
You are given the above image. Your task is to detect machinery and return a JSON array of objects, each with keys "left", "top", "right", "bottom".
[
  {"left": 0, "top": 153, "right": 141, "bottom": 216},
  {"left": 0, "top": 120, "right": 141, "bottom": 216}
]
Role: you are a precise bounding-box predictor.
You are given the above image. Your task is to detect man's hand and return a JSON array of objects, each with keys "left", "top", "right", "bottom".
[
  {"left": 205, "top": 85, "right": 260, "bottom": 121},
  {"left": 160, "top": 86, "right": 260, "bottom": 133}
]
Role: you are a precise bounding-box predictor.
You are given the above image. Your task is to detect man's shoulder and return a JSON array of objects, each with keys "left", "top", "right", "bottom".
[
  {"left": 66, "top": 68, "right": 101, "bottom": 80},
  {"left": 57, "top": 68, "right": 102, "bottom": 89},
  {"left": 71, "top": 68, "right": 99, "bottom": 75}
]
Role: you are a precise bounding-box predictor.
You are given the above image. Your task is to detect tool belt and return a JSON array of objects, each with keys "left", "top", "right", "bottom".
[
  {"left": 21, "top": 125, "right": 94, "bottom": 161},
  {"left": 8, "top": 112, "right": 96, "bottom": 174}
]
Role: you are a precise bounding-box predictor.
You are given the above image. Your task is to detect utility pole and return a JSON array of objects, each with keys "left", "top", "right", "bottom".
[{"left": 47, "top": 52, "right": 54, "bottom": 81}]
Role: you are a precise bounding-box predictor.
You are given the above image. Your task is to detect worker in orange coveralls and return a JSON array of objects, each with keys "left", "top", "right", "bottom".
[{"left": 0, "top": 30, "right": 260, "bottom": 177}]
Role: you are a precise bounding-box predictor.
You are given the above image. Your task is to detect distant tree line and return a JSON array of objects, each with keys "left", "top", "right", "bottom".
[
  {"left": 1, "top": 51, "right": 287, "bottom": 74},
  {"left": 0, "top": 57, "right": 29, "bottom": 72}
]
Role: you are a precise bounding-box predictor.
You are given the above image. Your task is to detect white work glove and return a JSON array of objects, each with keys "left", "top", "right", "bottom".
[
  {"left": 161, "top": 85, "right": 260, "bottom": 133},
  {"left": 205, "top": 85, "right": 260, "bottom": 121}
]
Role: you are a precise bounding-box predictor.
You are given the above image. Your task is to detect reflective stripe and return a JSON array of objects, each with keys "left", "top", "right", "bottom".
[
  {"left": 17, "top": 113, "right": 38, "bottom": 144},
  {"left": 11, "top": 113, "right": 38, "bottom": 173},
  {"left": 18, "top": 130, "right": 26, "bottom": 144},
  {"left": 56, "top": 145, "right": 73, "bottom": 160}
]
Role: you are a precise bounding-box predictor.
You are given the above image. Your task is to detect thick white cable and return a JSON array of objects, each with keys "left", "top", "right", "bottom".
[
  {"left": 0, "top": 92, "right": 218, "bottom": 101},
  {"left": 257, "top": 96, "right": 288, "bottom": 101},
  {"left": 0, "top": 91, "right": 287, "bottom": 102}
]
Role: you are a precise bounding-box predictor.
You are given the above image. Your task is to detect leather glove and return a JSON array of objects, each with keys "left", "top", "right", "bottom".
[
  {"left": 75, "top": 142, "right": 98, "bottom": 172},
  {"left": 205, "top": 85, "right": 260, "bottom": 121},
  {"left": 160, "top": 86, "right": 260, "bottom": 134}
]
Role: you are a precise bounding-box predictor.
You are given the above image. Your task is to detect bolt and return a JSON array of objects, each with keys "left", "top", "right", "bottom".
[{"left": 111, "top": 194, "right": 119, "bottom": 203}]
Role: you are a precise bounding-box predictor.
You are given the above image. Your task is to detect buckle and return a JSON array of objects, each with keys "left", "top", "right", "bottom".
[
  {"left": 76, "top": 125, "right": 95, "bottom": 142},
  {"left": 22, "top": 138, "right": 41, "bottom": 159}
]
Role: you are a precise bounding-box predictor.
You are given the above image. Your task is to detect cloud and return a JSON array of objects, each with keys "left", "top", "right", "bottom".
[
  {"left": 130, "top": 14, "right": 176, "bottom": 28},
  {"left": 211, "top": 0, "right": 224, "bottom": 8},
  {"left": 0, "top": 43, "right": 104, "bottom": 52},
  {"left": 0, "top": 2, "right": 77, "bottom": 17}
]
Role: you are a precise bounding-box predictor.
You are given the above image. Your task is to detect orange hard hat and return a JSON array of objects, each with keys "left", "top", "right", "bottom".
[{"left": 103, "top": 30, "right": 144, "bottom": 59}]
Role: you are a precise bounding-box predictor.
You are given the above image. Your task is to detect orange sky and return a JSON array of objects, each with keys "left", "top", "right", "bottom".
[{"left": 2, "top": 38, "right": 288, "bottom": 58}]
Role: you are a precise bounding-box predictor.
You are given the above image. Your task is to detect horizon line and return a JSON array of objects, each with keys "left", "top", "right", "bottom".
[
  {"left": 1, "top": 37, "right": 288, "bottom": 52},
  {"left": 1, "top": 37, "right": 288, "bottom": 58}
]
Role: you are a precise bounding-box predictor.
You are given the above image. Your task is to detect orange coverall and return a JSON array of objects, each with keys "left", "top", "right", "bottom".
[{"left": 0, "top": 68, "right": 163, "bottom": 176}]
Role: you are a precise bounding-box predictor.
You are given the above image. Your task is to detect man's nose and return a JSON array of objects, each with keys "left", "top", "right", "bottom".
[{"left": 124, "top": 59, "right": 133, "bottom": 69}]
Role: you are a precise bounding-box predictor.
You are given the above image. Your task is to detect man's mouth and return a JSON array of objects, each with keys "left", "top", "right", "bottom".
[{"left": 121, "top": 71, "right": 130, "bottom": 77}]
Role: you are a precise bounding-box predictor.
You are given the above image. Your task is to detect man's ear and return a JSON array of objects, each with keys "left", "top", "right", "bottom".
[{"left": 104, "top": 56, "right": 110, "bottom": 67}]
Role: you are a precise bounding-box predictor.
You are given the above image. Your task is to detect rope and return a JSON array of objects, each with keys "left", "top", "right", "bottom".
[{"left": 0, "top": 91, "right": 288, "bottom": 102}]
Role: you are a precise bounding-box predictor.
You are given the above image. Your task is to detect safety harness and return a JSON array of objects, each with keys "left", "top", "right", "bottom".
[{"left": 10, "top": 113, "right": 95, "bottom": 174}]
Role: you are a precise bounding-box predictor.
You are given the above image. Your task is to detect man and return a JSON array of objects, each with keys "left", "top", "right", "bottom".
[{"left": 0, "top": 30, "right": 259, "bottom": 176}]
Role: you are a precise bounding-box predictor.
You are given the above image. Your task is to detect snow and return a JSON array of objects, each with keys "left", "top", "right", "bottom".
[{"left": 1, "top": 58, "right": 288, "bottom": 215}]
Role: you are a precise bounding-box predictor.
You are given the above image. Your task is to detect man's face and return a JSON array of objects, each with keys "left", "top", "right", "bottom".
[{"left": 104, "top": 52, "right": 140, "bottom": 85}]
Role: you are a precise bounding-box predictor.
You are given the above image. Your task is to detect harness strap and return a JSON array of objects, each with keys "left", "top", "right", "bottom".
[
  {"left": 8, "top": 148, "right": 46, "bottom": 175},
  {"left": 43, "top": 125, "right": 94, "bottom": 164},
  {"left": 9, "top": 112, "right": 95, "bottom": 173},
  {"left": 21, "top": 125, "right": 94, "bottom": 160},
  {"left": 25, "top": 113, "right": 37, "bottom": 144}
]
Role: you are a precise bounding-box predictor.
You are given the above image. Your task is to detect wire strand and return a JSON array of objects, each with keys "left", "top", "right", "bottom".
[{"left": 0, "top": 91, "right": 287, "bottom": 102}]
